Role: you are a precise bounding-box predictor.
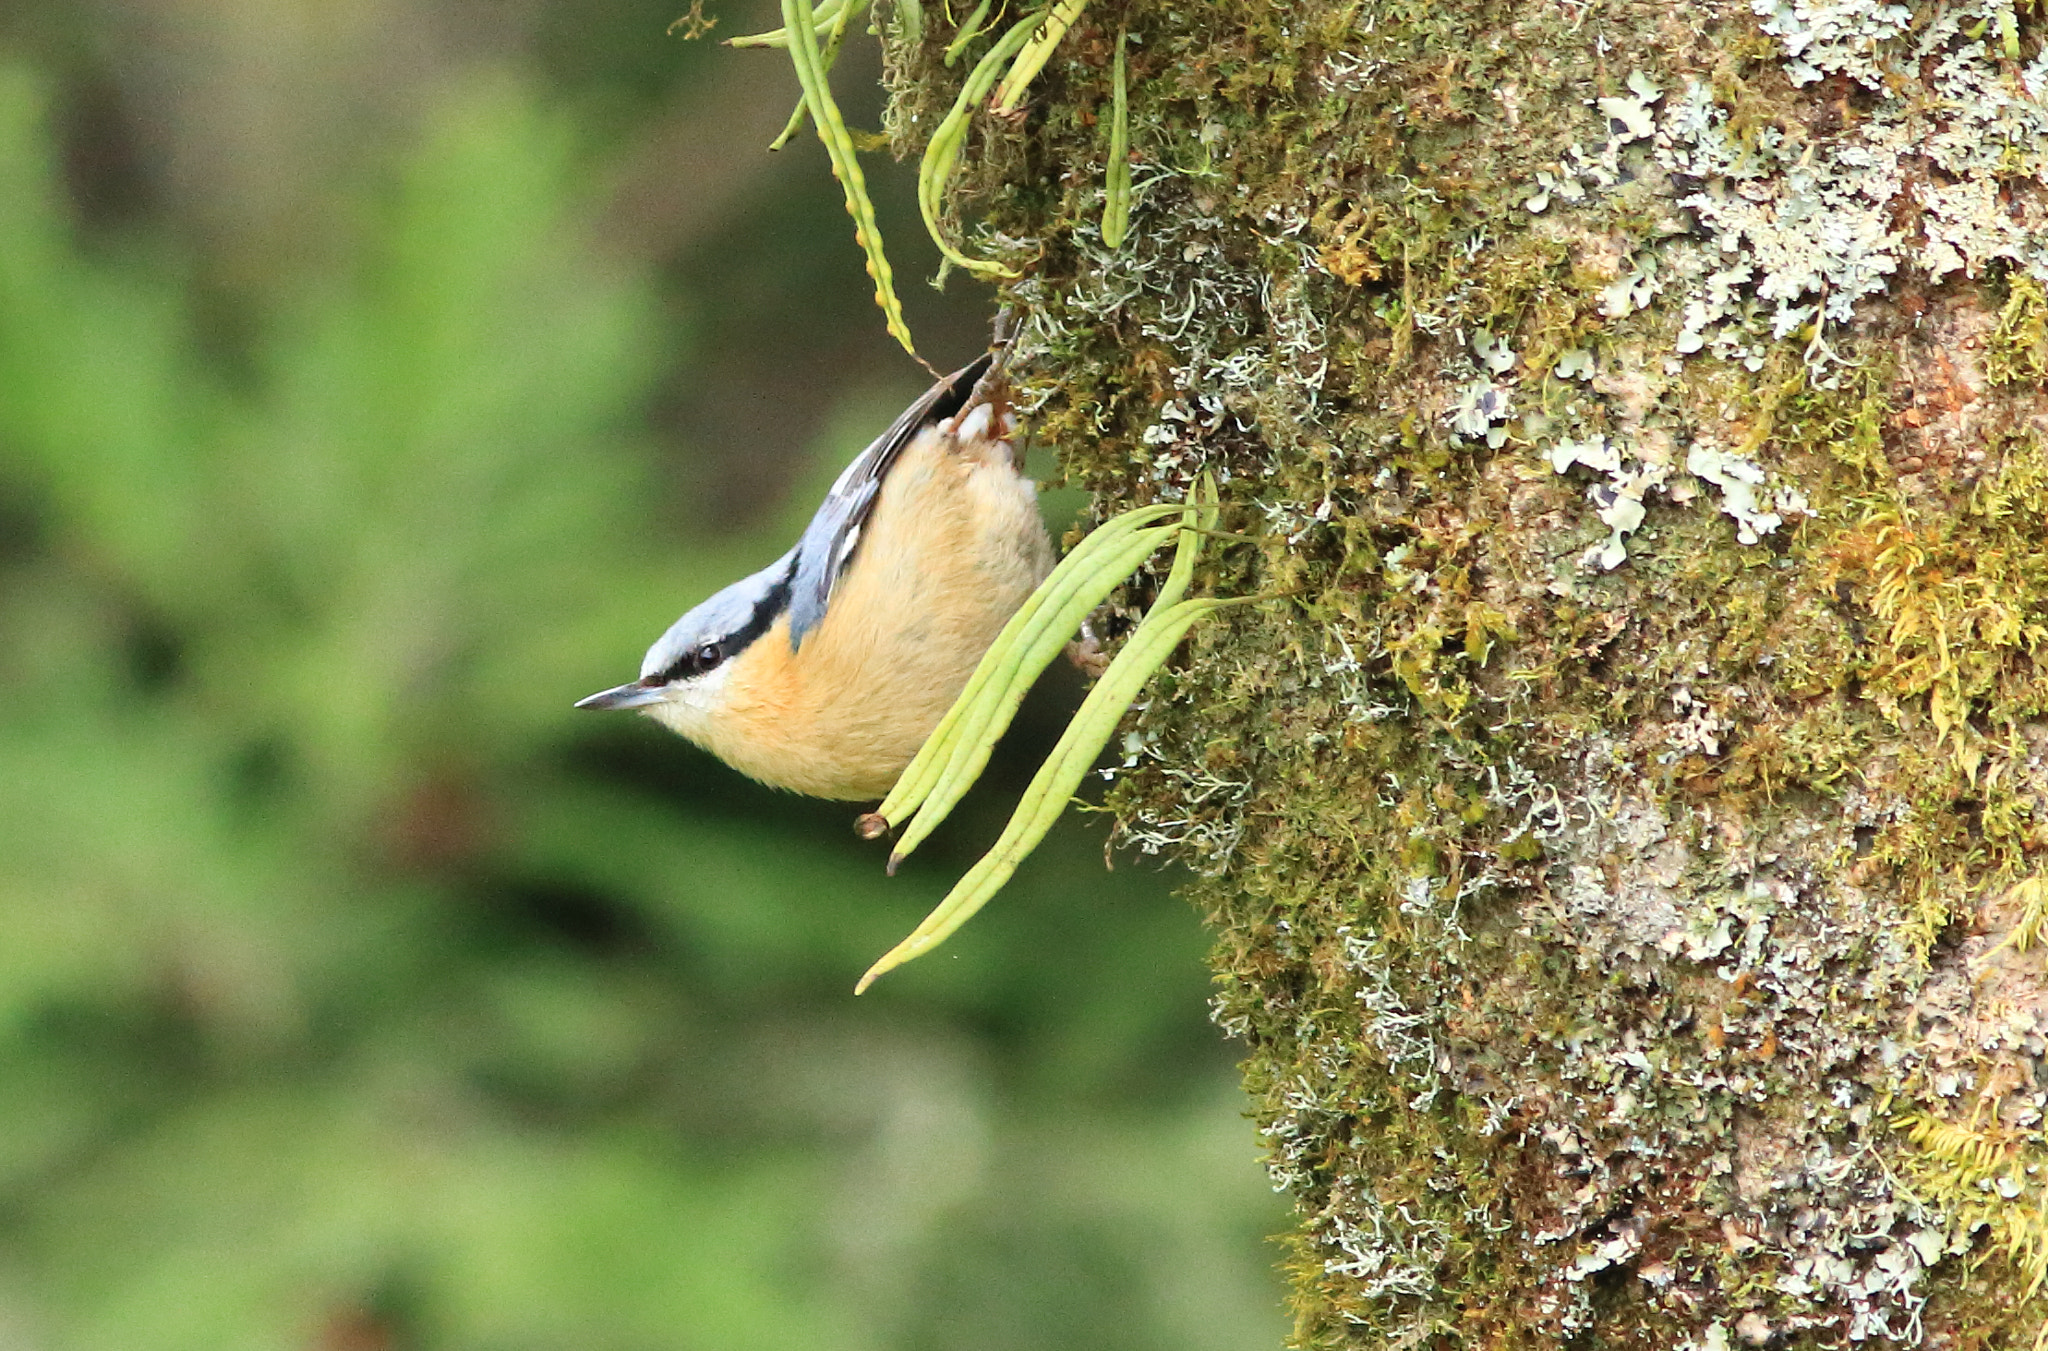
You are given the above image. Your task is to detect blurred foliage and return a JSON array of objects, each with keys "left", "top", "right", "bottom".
[{"left": 0, "top": 25, "right": 1282, "bottom": 1351}]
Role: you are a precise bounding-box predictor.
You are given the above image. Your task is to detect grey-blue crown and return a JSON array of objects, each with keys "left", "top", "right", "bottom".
[{"left": 639, "top": 549, "right": 796, "bottom": 684}]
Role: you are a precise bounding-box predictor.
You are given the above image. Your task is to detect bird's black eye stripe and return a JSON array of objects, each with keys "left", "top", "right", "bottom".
[
  {"left": 652, "top": 570, "right": 791, "bottom": 685},
  {"left": 655, "top": 640, "right": 725, "bottom": 684}
]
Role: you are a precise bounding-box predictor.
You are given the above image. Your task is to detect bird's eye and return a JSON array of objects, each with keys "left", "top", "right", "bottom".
[{"left": 693, "top": 641, "right": 725, "bottom": 672}]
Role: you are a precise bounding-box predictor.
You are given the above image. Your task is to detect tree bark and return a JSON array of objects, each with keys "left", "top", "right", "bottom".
[{"left": 889, "top": 0, "right": 2048, "bottom": 1343}]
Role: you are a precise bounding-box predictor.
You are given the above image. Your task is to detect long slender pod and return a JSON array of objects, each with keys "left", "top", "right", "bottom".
[
  {"left": 942, "top": 0, "right": 995, "bottom": 65},
  {"left": 783, "top": 0, "right": 915, "bottom": 354},
  {"left": 857, "top": 596, "right": 1246, "bottom": 993},
  {"left": 873, "top": 503, "right": 1182, "bottom": 825},
  {"left": 991, "top": 0, "right": 1088, "bottom": 114},
  {"left": 885, "top": 480, "right": 1216, "bottom": 854},
  {"left": 1101, "top": 25, "right": 1131, "bottom": 248},
  {"left": 917, "top": 12, "right": 1041, "bottom": 276},
  {"left": 725, "top": 0, "right": 851, "bottom": 47},
  {"left": 1150, "top": 474, "right": 1219, "bottom": 614},
  {"left": 895, "top": 0, "right": 923, "bottom": 45},
  {"left": 884, "top": 520, "right": 1179, "bottom": 860},
  {"left": 768, "top": 101, "right": 809, "bottom": 153},
  {"left": 875, "top": 520, "right": 1174, "bottom": 831},
  {"left": 768, "top": 0, "right": 873, "bottom": 149}
]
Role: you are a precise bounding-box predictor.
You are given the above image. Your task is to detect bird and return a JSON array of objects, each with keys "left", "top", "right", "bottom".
[{"left": 575, "top": 343, "right": 1054, "bottom": 800}]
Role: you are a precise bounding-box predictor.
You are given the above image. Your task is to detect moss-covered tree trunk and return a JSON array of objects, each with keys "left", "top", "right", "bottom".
[{"left": 885, "top": 0, "right": 2048, "bottom": 1343}]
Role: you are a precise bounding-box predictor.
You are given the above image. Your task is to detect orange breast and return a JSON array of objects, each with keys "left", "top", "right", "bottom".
[{"left": 697, "top": 426, "right": 1052, "bottom": 799}]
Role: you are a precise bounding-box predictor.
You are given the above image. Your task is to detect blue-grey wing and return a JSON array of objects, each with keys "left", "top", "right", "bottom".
[{"left": 785, "top": 353, "right": 994, "bottom": 648}]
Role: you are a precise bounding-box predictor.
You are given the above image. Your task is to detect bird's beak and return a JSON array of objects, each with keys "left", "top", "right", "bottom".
[{"left": 575, "top": 681, "right": 665, "bottom": 711}]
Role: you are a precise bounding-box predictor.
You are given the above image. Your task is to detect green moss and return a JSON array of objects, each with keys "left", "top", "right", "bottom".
[
  {"left": 870, "top": 0, "right": 2048, "bottom": 1342},
  {"left": 1988, "top": 271, "right": 2048, "bottom": 388}
]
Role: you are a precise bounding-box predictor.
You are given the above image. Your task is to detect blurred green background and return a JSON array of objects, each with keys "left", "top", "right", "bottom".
[{"left": 0, "top": 1, "right": 1284, "bottom": 1348}]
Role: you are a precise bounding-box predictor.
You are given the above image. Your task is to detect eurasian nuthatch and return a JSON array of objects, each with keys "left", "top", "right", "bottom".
[{"left": 575, "top": 346, "right": 1053, "bottom": 800}]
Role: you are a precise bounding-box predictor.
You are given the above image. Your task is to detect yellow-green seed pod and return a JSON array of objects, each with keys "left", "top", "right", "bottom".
[{"left": 1101, "top": 26, "right": 1131, "bottom": 250}]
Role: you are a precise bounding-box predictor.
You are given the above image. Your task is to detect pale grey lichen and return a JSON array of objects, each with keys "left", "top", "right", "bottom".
[
  {"left": 1545, "top": 431, "right": 1803, "bottom": 569},
  {"left": 1517, "top": 0, "right": 2045, "bottom": 579},
  {"left": 1522, "top": 0, "right": 2048, "bottom": 346},
  {"left": 1117, "top": 758, "right": 1255, "bottom": 871},
  {"left": 1545, "top": 432, "right": 1666, "bottom": 569},
  {"left": 1501, "top": 728, "right": 1977, "bottom": 1341},
  {"left": 1684, "top": 443, "right": 1809, "bottom": 545},
  {"left": 1446, "top": 378, "right": 1513, "bottom": 446},
  {"left": 1315, "top": 1183, "right": 1450, "bottom": 1299},
  {"left": 1655, "top": 0, "right": 2048, "bottom": 368},
  {"left": 1751, "top": 0, "right": 1913, "bottom": 86}
]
